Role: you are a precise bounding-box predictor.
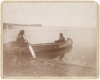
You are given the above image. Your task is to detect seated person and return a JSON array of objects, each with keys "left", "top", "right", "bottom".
[
  {"left": 55, "top": 33, "right": 65, "bottom": 43},
  {"left": 15, "top": 30, "right": 28, "bottom": 47}
]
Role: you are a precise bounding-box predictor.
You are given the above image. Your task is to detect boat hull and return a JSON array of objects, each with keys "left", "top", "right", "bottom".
[
  {"left": 31, "top": 38, "right": 73, "bottom": 53},
  {"left": 3, "top": 38, "right": 73, "bottom": 56}
]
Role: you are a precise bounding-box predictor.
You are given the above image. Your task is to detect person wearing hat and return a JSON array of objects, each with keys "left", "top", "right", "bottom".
[
  {"left": 15, "top": 30, "right": 28, "bottom": 47},
  {"left": 55, "top": 33, "right": 65, "bottom": 43}
]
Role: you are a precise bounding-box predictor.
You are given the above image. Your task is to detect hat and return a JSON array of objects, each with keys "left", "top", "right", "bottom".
[{"left": 59, "top": 33, "right": 63, "bottom": 35}]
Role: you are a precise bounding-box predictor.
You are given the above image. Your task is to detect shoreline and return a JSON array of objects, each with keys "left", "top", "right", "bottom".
[{"left": 3, "top": 55, "right": 97, "bottom": 77}]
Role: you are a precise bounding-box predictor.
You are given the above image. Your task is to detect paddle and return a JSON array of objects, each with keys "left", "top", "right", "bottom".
[{"left": 24, "top": 35, "right": 37, "bottom": 59}]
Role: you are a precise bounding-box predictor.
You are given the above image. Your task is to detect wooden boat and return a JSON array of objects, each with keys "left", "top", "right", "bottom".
[
  {"left": 31, "top": 38, "right": 73, "bottom": 53},
  {"left": 3, "top": 38, "right": 73, "bottom": 54}
]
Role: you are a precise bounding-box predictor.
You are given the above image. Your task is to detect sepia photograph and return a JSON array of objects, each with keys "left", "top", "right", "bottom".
[{"left": 2, "top": 1, "right": 99, "bottom": 78}]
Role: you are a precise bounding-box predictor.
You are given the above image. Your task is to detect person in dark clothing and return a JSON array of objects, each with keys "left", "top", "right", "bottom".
[
  {"left": 15, "top": 30, "right": 28, "bottom": 47},
  {"left": 55, "top": 33, "right": 65, "bottom": 43}
]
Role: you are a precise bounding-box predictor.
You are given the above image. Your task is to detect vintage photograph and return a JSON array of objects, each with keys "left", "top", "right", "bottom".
[{"left": 2, "top": 1, "right": 98, "bottom": 78}]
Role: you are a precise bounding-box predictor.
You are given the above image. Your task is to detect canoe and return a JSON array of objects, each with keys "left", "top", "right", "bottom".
[
  {"left": 3, "top": 38, "right": 73, "bottom": 54},
  {"left": 30, "top": 38, "right": 73, "bottom": 53}
]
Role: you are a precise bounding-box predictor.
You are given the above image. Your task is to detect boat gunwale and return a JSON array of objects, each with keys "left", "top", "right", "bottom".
[{"left": 31, "top": 40, "right": 68, "bottom": 47}]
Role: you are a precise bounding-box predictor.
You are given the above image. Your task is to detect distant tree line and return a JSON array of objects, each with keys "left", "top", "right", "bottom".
[{"left": 3, "top": 23, "right": 42, "bottom": 29}]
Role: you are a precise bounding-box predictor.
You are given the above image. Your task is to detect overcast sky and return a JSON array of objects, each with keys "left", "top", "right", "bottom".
[{"left": 2, "top": 2, "right": 97, "bottom": 27}]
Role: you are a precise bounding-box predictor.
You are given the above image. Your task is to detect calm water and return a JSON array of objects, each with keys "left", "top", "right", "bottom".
[{"left": 3, "top": 27, "right": 97, "bottom": 67}]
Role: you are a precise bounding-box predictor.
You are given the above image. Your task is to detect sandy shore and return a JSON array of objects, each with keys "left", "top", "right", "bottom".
[{"left": 3, "top": 54, "right": 97, "bottom": 77}]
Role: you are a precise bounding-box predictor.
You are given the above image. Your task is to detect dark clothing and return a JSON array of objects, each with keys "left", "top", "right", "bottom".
[
  {"left": 55, "top": 36, "right": 65, "bottom": 43},
  {"left": 59, "top": 36, "right": 65, "bottom": 42},
  {"left": 15, "top": 34, "right": 27, "bottom": 47}
]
